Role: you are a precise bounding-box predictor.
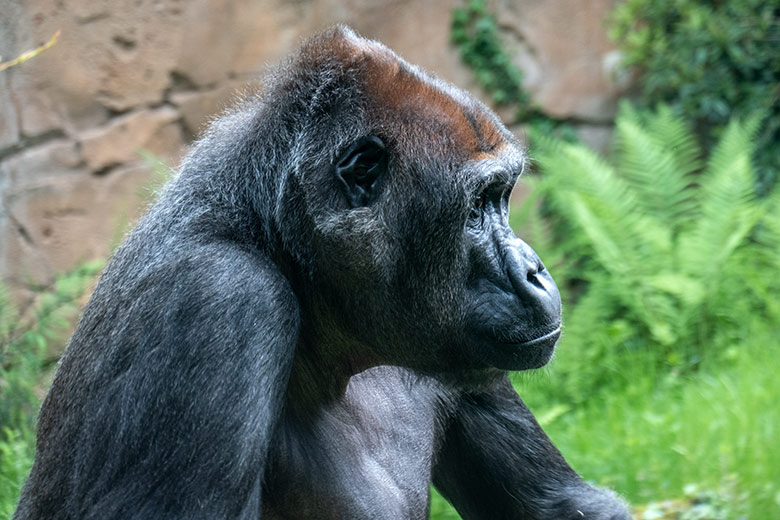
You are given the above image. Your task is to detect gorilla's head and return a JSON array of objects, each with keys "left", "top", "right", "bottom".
[{"left": 261, "top": 26, "right": 561, "bottom": 373}]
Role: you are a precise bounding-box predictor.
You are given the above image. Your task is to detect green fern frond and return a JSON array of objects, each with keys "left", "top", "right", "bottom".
[
  {"left": 755, "top": 189, "right": 780, "bottom": 259},
  {"left": 535, "top": 141, "right": 668, "bottom": 273},
  {"left": 567, "top": 194, "right": 631, "bottom": 277},
  {"left": 614, "top": 104, "right": 700, "bottom": 240},
  {"left": 525, "top": 125, "right": 563, "bottom": 158},
  {"left": 633, "top": 103, "right": 702, "bottom": 177},
  {"left": 735, "top": 187, "right": 780, "bottom": 320},
  {"left": 509, "top": 179, "right": 557, "bottom": 259},
  {"left": 527, "top": 103, "right": 778, "bottom": 383},
  {"left": 535, "top": 141, "right": 634, "bottom": 221},
  {"left": 680, "top": 116, "right": 764, "bottom": 279},
  {"left": 704, "top": 114, "right": 762, "bottom": 181}
]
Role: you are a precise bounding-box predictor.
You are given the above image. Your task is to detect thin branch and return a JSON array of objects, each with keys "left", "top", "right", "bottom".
[{"left": 0, "top": 30, "right": 61, "bottom": 72}]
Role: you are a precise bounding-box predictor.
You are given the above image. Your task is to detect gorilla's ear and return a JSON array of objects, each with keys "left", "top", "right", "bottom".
[{"left": 334, "top": 136, "right": 387, "bottom": 208}]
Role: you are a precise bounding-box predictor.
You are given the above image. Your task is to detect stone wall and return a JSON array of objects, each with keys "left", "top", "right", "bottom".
[{"left": 0, "top": 0, "right": 623, "bottom": 298}]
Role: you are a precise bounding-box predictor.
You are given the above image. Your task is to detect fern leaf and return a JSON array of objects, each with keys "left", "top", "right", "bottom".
[
  {"left": 567, "top": 194, "right": 631, "bottom": 276},
  {"left": 680, "top": 115, "right": 764, "bottom": 279},
  {"left": 644, "top": 105, "right": 703, "bottom": 177},
  {"left": 614, "top": 104, "right": 700, "bottom": 238},
  {"left": 535, "top": 140, "right": 669, "bottom": 274}
]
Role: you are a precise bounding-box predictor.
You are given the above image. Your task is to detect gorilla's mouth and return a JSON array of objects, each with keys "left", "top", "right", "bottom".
[
  {"left": 515, "top": 327, "right": 561, "bottom": 348},
  {"left": 501, "top": 326, "right": 560, "bottom": 370},
  {"left": 472, "top": 324, "right": 561, "bottom": 370}
]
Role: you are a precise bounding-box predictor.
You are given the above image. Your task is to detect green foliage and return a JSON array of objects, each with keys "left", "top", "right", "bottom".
[
  {"left": 451, "top": 0, "right": 529, "bottom": 112},
  {"left": 432, "top": 337, "right": 780, "bottom": 518},
  {"left": 513, "top": 105, "right": 780, "bottom": 513},
  {"left": 450, "top": 0, "right": 576, "bottom": 141},
  {"left": 432, "top": 104, "right": 780, "bottom": 519},
  {"left": 428, "top": 487, "right": 461, "bottom": 520},
  {"left": 608, "top": 0, "right": 780, "bottom": 192},
  {"left": 0, "top": 427, "right": 35, "bottom": 519},
  {"left": 0, "top": 260, "right": 104, "bottom": 516},
  {"left": 519, "top": 327, "right": 780, "bottom": 518},
  {"left": 521, "top": 104, "right": 779, "bottom": 398}
]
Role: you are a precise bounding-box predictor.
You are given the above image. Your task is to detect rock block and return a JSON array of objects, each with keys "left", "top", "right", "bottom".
[
  {"left": 497, "top": 0, "right": 626, "bottom": 122},
  {"left": 170, "top": 81, "right": 248, "bottom": 139},
  {"left": 2, "top": 139, "right": 82, "bottom": 189},
  {"left": 79, "top": 107, "right": 184, "bottom": 172},
  {"left": 0, "top": 75, "right": 20, "bottom": 150},
  {"left": 1, "top": 163, "right": 158, "bottom": 287}
]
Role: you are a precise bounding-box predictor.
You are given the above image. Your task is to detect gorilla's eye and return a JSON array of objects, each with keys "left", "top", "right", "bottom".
[{"left": 469, "top": 191, "right": 487, "bottom": 226}]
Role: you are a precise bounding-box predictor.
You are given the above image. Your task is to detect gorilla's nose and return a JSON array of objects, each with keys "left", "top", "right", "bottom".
[{"left": 506, "top": 239, "right": 561, "bottom": 321}]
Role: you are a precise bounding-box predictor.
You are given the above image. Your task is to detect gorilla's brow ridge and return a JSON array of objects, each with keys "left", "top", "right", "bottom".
[{"left": 468, "top": 150, "right": 525, "bottom": 192}]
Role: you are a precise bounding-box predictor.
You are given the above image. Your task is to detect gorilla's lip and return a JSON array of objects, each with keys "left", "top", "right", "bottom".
[
  {"left": 475, "top": 325, "right": 561, "bottom": 370},
  {"left": 470, "top": 324, "right": 562, "bottom": 349},
  {"left": 513, "top": 327, "right": 561, "bottom": 348},
  {"left": 479, "top": 325, "right": 561, "bottom": 348}
]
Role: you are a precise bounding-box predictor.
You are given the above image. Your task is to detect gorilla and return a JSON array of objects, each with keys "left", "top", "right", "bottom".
[{"left": 14, "top": 27, "right": 630, "bottom": 520}]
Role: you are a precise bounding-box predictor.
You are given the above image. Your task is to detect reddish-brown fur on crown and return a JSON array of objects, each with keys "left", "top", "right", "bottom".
[{"left": 301, "top": 26, "right": 506, "bottom": 162}]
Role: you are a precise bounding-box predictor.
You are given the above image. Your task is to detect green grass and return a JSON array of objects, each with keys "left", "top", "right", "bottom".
[
  {"left": 431, "top": 328, "right": 780, "bottom": 518},
  {"left": 530, "top": 332, "right": 780, "bottom": 516}
]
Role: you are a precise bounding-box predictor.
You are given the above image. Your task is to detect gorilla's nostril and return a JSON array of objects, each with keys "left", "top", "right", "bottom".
[{"left": 526, "top": 270, "right": 544, "bottom": 289}]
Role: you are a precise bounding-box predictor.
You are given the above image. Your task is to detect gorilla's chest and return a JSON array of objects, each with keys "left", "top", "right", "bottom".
[{"left": 263, "top": 367, "right": 440, "bottom": 519}]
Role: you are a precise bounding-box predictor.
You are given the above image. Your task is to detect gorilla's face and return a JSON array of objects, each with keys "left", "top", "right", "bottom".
[
  {"left": 458, "top": 158, "right": 562, "bottom": 370},
  {"left": 313, "top": 134, "right": 561, "bottom": 373},
  {"left": 382, "top": 148, "right": 561, "bottom": 373},
  {"left": 301, "top": 32, "right": 561, "bottom": 373}
]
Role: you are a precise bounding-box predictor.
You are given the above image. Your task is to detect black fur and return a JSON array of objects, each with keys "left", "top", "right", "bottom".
[{"left": 14, "top": 27, "right": 630, "bottom": 520}]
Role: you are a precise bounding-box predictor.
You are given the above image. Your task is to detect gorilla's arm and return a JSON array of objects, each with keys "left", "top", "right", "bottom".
[
  {"left": 15, "top": 243, "right": 299, "bottom": 520},
  {"left": 432, "top": 376, "right": 630, "bottom": 520}
]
